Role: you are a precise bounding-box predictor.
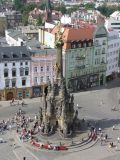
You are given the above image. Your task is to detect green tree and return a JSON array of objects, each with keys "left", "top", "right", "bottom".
[
  {"left": 85, "top": 3, "right": 95, "bottom": 10},
  {"left": 66, "top": 5, "right": 79, "bottom": 15},
  {"left": 39, "top": 1, "right": 46, "bottom": 10},
  {"left": 14, "top": 0, "right": 23, "bottom": 10},
  {"left": 36, "top": 15, "right": 43, "bottom": 26},
  {"left": 55, "top": 3, "right": 67, "bottom": 14},
  {"left": 22, "top": 11, "right": 28, "bottom": 26},
  {"left": 97, "top": 5, "right": 117, "bottom": 17},
  {"left": 59, "top": 5, "right": 67, "bottom": 14},
  {"left": 21, "top": 4, "right": 37, "bottom": 25}
]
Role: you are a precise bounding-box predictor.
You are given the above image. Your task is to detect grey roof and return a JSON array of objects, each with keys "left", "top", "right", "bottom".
[
  {"left": 8, "top": 30, "right": 28, "bottom": 41},
  {"left": 0, "top": 46, "right": 31, "bottom": 62},
  {"left": 26, "top": 39, "right": 40, "bottom": 48},
  {"left": 29, "top": 48, "right": 57, "bottom": 57},
  {"left": 0, "top": 37, "right": 9, "bottom": 47}
]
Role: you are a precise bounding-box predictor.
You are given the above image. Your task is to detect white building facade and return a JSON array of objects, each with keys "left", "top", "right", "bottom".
[
  {"left": 0, "top": 46, "right": 31, "bottom": 100},
  {"left": 105, "top": 11, "right": 120, "bottom": 34},
  {"left": 106, "top": 29, "right": 120, "bottom": 79}
]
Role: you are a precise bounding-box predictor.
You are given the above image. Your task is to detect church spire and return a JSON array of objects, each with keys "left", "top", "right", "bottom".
[
  {"left": 45, "top": 0, "right": 52, "bottom": 22},
  {"left": 46, "top": 0, "right": 52, "bottom": 11}
]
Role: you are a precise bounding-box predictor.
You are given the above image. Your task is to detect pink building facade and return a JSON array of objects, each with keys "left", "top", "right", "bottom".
[{"left": 30, "top": 49, "right": 56, "bottom": 97}]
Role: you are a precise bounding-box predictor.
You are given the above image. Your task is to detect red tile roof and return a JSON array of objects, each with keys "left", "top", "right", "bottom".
[{"left": 51, "top": 23, "right": 96, "bottom": 42}]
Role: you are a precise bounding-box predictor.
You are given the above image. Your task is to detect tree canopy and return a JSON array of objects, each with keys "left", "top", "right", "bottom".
[
  {"left": 85, "top": 3, "right": 95, "bottom": 10},
  {"left": 97, "top": 5, "right": 120, "bottom": 17},
  {"left": 14, "top": 0, "right": 23, "bottom": 11},
  {"left": 36, "top": 15, "right": 43, "bottom": 26},
  {"left": 66, "top": 5, "right": 79, "bottom": 15}
]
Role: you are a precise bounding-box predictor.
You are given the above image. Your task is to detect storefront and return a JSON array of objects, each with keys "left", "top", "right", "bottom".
[
  {"left": 32, "top": 86, "right": 42, "bottom": 97},
  {"left": 67, "top": 74, "right": 99, "bottom": 92},
  {"left": 17, "top": 87, "right": 31, "bottom": 99}
]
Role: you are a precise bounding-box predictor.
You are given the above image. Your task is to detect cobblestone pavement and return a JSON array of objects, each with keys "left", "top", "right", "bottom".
[{"left": 0, "top": 78, "right": 120, "bottom": 160}]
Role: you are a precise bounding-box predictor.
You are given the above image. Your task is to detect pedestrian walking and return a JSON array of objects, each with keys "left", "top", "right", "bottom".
[
  {"left": 112, "top": 125, "right": 115, "bottom": 130},
  {"left": 13, "top": 143, "right": 16, "bottom": 149},
  {"left": 100, "top": 100, "right": 103, "bottom": 106},
  {"left": 21, "top": 101, "right": 24, "bottom": 107},
  {"left": 117, "top": 137, "right": 120, "bottom": 143},
  {"left": 99, "top": 127, "right": 102, "bottom": 133},
  {"left": 105, "top": 134, "right": 108, "bottom": 140},
  {"left": 116, "top": 145, "right": 118, "bottom": 151}
]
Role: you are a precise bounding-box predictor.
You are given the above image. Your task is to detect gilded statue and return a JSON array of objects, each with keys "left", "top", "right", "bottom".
[
  {"left": 55, "top": 22, "right": 64, "bottom": 47},
  {"left": 55, "top": 63, "right": 60, "bottom": 78}
]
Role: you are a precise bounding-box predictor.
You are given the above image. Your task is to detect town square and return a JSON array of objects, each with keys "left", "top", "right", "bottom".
[
  {"left": 0, "top": 78, "right": 120, "bottom": 160},
  {"left": 0, "top": 0, "right": 120, "bottom": 160}
]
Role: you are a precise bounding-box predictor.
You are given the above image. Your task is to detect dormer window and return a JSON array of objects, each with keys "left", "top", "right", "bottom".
[
  {"left": 83, "top": 42, "right": 87, "bottom": 48},
  {"left": 22, "top": 54, "right": 28, "bottom": 58},
  {"left": 89, "top": 42, "right": 91, "bottom": 47},
  {"left": 13, "top": 54, "right": 18, "bottom": 58},
  {"left": 71, "top": 41, "right": 76, "bottom": 49},
  {"left": 78, "top": 42, "right": 82, "bottom": 48},
  {"left": 95, "top": 40, "right": 99, "bottom": 46},
  {"left": 3, "top": 54, "right": 9, "bottom": 58}
]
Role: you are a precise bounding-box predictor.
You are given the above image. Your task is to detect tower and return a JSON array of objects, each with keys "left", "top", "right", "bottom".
[{"left": 45, "top": 0, "right": 52, "bottom": 22}]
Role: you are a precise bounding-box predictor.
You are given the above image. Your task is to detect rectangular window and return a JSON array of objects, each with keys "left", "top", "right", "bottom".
[
  {"left": 34, "top": 67, "right": 37, "bottom": 72},
  {"left": 47, "top": 76, "right": 49, "bottom": 82},
  {"left": 34, "top": 77, "right": 38, "bottom": 85},
  {"left": 40, "top": 76, "right": 43, "bottom": 82},
  {"left": 20, "top": 62, "right": 23, "bottom": 66},
  {"left": 5, "top": 80, "right": 9, "bottom": 87},
  {"left": 41, "top": 66, "right": 43, "bottom": 72},
  {"left": 12, "top": 80, "right": 16, "bottom": 87},
  {"left": 47, "top": 66, "right": 49, "bottom": 71},
  {"left": 103, "top": 40, "right": 106, "bottom": 45},
  {"left": 25, "top": 62, "right": 28, "bottom": 65},
  {"left": 4, "top": 63, "right": 7, "bottom": 67},
  {"left": 20, "top": 68, "right": 24, "bottom": 76},
  {"left": 102, "top": 48, "right": 105, "bottom": 54},
  {"left": 13, "top": 63, "right": 15, "bottom": 66},
  {"left": 22, "top": 79, "right": 26, "bottom": 86},
  {"left": 4, "top": 70, "right": 8, "bottom": 77},
  {"left": 95, "top": 40, "right": 99, "bottom": 46},
  {"left": 12, "top": 70, "right": 16, "bottom": 77},
  {"left": 25, "top": 68, "right": 29, "bottom": 76}
]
